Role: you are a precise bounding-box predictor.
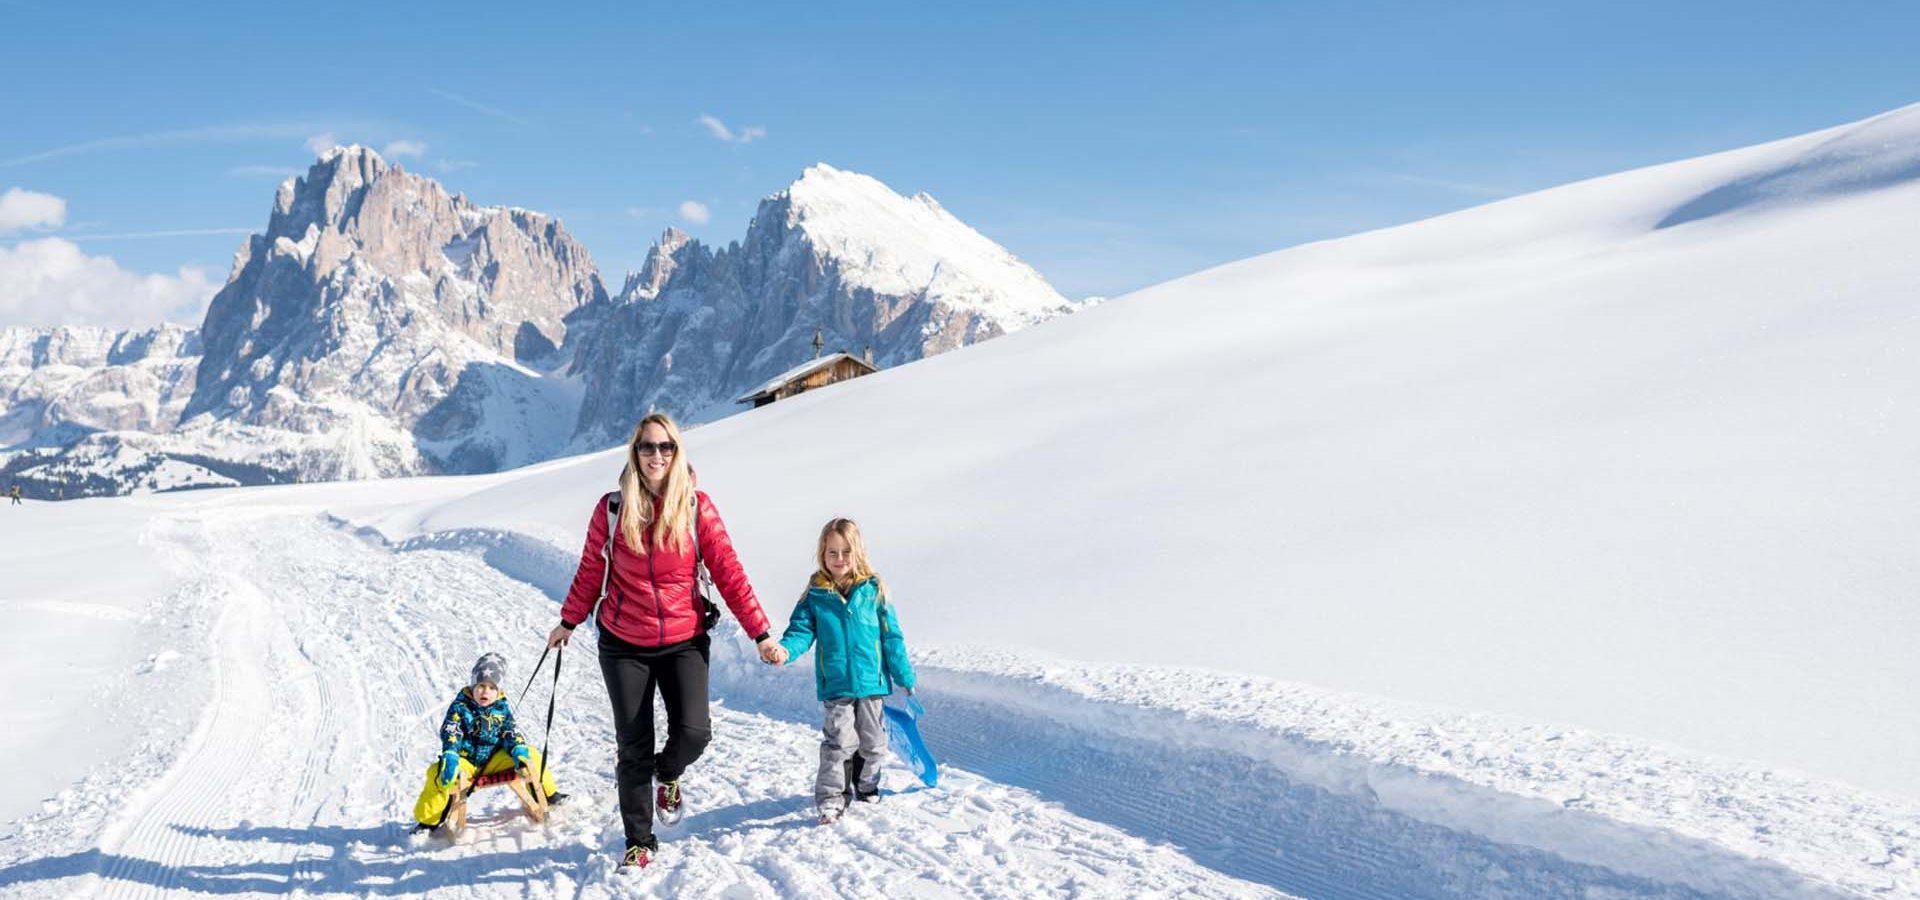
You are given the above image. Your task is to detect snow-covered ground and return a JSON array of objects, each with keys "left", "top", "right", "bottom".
[
  {"left": 6, "top": 103, "right": 1920, "bottom": 898},
  {"left": 0, "top": 500, "right": 1282, "bottom": 898}
]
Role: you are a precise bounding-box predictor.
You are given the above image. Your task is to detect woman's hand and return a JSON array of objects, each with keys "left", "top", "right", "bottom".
[
  {"left": 547, "top": 623, "right": 573, "bottom": 649},
  {"left": 757, "top": 638, "right": 787, "bottom": 665}
]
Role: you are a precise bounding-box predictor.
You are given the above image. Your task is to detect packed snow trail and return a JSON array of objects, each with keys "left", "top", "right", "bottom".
[{"left": 0, "top": 512, "right": 1280, "bottom": 899}]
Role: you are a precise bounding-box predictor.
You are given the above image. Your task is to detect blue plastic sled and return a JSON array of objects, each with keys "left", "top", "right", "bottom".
[{"left": 882, "top": 695, "right": 938, "bottom": 787}]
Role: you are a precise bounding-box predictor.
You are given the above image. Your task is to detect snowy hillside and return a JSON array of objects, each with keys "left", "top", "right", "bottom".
[{"left": 5, "top": 104, "right": 1920, "bottom": 898}]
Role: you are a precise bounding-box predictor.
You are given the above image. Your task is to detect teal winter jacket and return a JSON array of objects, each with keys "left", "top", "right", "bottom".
[{"left": 778, "top": 574, "right": 916, "bottom": 701}]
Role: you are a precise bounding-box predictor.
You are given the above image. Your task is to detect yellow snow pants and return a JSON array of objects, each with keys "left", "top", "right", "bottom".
[{"left": 412, "top": 747, "right": 558, "bottom": 825}]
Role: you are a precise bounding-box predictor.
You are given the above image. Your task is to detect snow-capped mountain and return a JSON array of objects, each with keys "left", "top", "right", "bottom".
[
  {"left": 0, "top": 325, "right": 248, "bottom": 496},
  {"left": 183, "top": 145, "right": 607, "bottom": 478},
  {"left": 0, "top": 148, "right": 609, "bottom": 495},
  {"left": 570, "top": 164, "right": 1079, "bottom": 444},
  {"left": 0, "top": 324, "right": 200, "bottom": 445},
  {"left": 0, "top": 157, "right": 1076, "bottom": 496}
]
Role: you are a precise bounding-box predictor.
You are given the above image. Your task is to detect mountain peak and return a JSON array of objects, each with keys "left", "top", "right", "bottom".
[
  {"left": 761, "top": 164, "right": 1071, "bottom": 324},
  {"left": 270, "top": 145, "right": 402, "bottom": 228},
  {"left": 314, "top": 144, "right": 387, "bottom": 168},
  {"left": 783, "top": 163, "right": 915, "bottom": 218}
]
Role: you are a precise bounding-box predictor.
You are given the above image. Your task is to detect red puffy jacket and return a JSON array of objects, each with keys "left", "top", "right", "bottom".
[{"left": 559, "top": 490, "right": 772, "bottom": 647}]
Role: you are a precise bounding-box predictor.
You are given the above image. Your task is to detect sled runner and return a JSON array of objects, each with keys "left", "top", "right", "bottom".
[
  {"left": 883, "top": 695, "right": 938, "bottom": 787},
  {"left": 437, "top": 765, "right": 550, "bottom": 839}
]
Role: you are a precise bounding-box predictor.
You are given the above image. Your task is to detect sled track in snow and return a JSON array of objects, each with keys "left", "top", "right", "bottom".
[
  {"left": 3, "top": 514, "right": 1289, "bottom": 899},
  {"left": 91, "top": 570, "right": 298, "bottom": 898}
]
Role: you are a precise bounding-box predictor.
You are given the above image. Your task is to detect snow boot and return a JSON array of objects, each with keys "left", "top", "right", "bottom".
[
  {"left": 619, "top": 841, "right": 654, "bottom": 870},
  {"left": 656, "top": 779, "right": 684, "bottom": 826},
  {"left": 545, "top": 791, "right": 570, "bottom": 807},
  {"left": 846, "top": 754, "right": 879, "bottom": 803}
]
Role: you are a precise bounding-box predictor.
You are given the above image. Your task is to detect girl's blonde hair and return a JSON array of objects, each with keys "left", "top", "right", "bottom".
[
  {"left": 816, "top": 517, "right": 886, "bottom": 598},
  {"left": 618, "top": 413, "right": 695, "bottom": 554}
]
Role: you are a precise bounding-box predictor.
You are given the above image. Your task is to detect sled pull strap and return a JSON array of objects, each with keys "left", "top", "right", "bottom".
[
  {"left": 516, "top": 645, "right": 552, "bottom": 708},
  {"left": 538, "top": 646, "right": 561, "bottom": 794}
]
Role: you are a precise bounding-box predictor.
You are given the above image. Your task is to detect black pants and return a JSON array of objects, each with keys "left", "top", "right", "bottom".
[{"left": 598, "top": 630, "right": 711, "bottom": 847}]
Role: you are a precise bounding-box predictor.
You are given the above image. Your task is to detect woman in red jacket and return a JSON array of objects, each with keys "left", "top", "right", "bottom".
[{"left": 546, "top": 413, "right": 781, "bottom": 869}]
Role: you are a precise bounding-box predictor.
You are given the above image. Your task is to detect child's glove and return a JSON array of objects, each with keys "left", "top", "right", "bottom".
[
  {"left": 511, "top": 745, "right": 530, "bottom": 765},
  {"left": 438, "top": 751, "right": 461, "bottom": 786}
]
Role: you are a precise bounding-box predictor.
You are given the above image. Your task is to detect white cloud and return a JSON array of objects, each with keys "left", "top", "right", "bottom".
[
  {"left": 0, "top": 237, "right": 219, "bottom": 328},
  {"left": 0, "top": 188, "right": 66, "bottom": 233},
  {"left": 305, "top": 132, "right": 339, "bottom": 155},
  {"left": 697, "top": 114, "right": 766, "bottom": 144},
  {"left": 384, "top": 140, "right": 429, "bottom": 159},
  {"left": 678, "top": 201, "right": 711, "bottom": 225}
]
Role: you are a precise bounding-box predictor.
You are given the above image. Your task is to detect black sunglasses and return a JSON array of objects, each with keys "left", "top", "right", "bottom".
[{"left": 636, "top": 440, "right": 678, "bottom": 457}]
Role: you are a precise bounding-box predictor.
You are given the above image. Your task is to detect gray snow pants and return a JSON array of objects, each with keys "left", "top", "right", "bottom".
[{"left": 816, "top": 696, "right": 887, "bottom": 813}]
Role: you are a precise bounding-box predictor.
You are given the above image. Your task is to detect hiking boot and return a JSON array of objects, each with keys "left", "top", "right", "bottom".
[
  {"left": 656, "top": 780, "right": 684, "bottom": 825},
  {"left": 855, "top": 788, "right": 881, "bottom": 804}
]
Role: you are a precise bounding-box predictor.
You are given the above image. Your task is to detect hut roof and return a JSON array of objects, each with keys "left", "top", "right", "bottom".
[{"left": 734, "top": 352, "right": 877, "bottom": 404}]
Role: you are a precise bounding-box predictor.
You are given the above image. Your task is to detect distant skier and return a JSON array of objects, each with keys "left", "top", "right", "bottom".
[
  {"left": 411, "top": 652, "right": 565, "bottom": 831},
  {"left": 544, "top": 413, "right": 778, "bottom": 871},
  {"left": 773, "top": 517, "right": 918, "bottom": 824},
  {"left": 8, "top": 485, "right": 20, "bottom": 505}
]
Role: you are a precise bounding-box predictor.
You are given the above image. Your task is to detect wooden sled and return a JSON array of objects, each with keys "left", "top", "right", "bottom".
[{"left": 441, "top": 766, "right": 550, "bottom": 839}]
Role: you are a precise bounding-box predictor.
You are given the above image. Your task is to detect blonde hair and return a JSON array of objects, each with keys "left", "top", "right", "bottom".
[
  {"left": 618, "top": 413, "right": 695, "bottom": 554},
  {"left": 816, "top": 517, "right": 886, "bottom": 598}
]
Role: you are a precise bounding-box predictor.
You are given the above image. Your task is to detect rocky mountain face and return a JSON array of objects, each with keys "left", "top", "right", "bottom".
[
  {"left": 0, "top": 157, "right": 1075, "bottom": 498},
  {"left": 185, "top": 146, "right": 607, "bottom": 478},
  {"left": 0, "top": 324, "right": 200, "bottom": 446},
  {"left": 570, "top": 163, "right": 1077, "bottom": 446},
  {"left": 0, "top": 324, "right": 277, "bottom": 497}
]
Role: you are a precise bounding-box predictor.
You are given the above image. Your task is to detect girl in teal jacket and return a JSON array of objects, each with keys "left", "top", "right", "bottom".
[{"left": 775, "top": 518, "right": 915, "bottom": 820}]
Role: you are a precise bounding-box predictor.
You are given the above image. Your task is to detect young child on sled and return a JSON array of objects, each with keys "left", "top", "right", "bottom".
[
  {"left": 772, "top": 518, "right": 917, "bottom": 823},
  {"left": 412, "top": 652, "right": 567, "bottom": 830}
]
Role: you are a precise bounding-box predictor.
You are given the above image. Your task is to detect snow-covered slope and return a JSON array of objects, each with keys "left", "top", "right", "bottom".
[
  {"left": 339, "top": 106, "right": 1920, "bottom": 892},
  {"left": 6, "top": 105, "right": 1920, "bottom": 898},
  {"left": 383, "top": 103, "right": 1920, "bottom": 800},
  {"left": 569, "top": 164, "right": 1079, "bottom": 441}
]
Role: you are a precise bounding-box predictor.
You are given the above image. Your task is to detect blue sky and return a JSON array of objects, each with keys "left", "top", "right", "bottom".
[{"left": 2, "top": 1, "right": 1917, "bottom": 327}]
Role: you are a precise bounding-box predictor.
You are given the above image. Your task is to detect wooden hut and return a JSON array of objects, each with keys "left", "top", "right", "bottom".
[{"left": 735, "top": 351, "right": 879, "bottom": 408}]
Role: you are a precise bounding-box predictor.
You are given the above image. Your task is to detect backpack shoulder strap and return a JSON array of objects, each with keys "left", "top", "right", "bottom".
[
  {"left": 599, "top": 492, "right": 620, "bottom": 601},
  {"left": 689, "top": 492, "right": 703, "bottom": 563}
]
